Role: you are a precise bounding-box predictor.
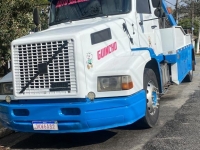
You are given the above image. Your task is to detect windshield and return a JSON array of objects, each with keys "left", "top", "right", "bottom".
[{"left": 49, "top": 0, "right": 131, "bottom": 25}]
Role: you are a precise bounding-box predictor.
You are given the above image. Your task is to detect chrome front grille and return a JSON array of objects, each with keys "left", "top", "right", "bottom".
[{"left": 13, "top": 40, "right": 77, "bottom": 96}]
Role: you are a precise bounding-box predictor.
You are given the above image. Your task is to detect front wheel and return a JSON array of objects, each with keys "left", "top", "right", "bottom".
[{"left": 140, "top": 68, "right": 160, "bottom": 128}]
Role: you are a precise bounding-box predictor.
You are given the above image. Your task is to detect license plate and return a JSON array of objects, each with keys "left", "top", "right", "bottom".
[{"left": 32, "top": 121, "right": 58, "bottom": 130}]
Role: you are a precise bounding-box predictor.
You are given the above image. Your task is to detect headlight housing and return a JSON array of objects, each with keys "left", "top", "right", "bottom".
[
  {"left": 97, "top": 76, "right": 133, "bottom": 92},
  {"left": 0, "top": 82, "right": 13, "bottom": 95}
]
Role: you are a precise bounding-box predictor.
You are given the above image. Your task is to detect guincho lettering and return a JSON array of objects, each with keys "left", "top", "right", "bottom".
[
  {"left": 56, "top": 0, "right": 89, "bottom": 8},
  {"left": 97, "top": 42, "right": 117, "bottom": 60}
]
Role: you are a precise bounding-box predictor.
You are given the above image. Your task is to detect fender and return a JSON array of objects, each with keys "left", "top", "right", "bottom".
[
  {"left": 132, "top": 47, "right": 164, "bottom": 92},
  {"left": 89, "top": 50, "right": 153, "bottom": 98}
]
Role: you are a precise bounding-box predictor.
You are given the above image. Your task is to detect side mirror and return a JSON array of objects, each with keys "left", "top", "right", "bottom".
[
  {"left": 33, "top": 8, "right": 40, "bottom": 26},
  {"left": 152, "top": 0, "right": 161, "bottom": 8},
  {"left": 154, "top": 8, "right": 165, "bottom": 18}
]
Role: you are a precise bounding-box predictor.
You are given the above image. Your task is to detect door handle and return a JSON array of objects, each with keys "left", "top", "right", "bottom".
[{"left": 151, "top": 25, "right": 157, "bottom": 29}]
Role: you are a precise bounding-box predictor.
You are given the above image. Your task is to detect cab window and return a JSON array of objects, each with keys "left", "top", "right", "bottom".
[{"left": 136, "top": 0, "right": 151, "bottom": 14}]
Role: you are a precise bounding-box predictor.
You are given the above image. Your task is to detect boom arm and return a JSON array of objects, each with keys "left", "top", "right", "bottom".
[{"left": 161, "top": 0, "right": 177, "bottom": 26}]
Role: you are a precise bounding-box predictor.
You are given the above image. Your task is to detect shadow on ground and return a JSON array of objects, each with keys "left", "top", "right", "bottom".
[{"left": 0, "top": 120, "right": 148, "bottom": 149}]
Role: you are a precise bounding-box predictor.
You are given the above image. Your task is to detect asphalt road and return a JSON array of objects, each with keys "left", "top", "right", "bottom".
[{"left": 1, "top": 57, "right": 200, "bottom": 150}]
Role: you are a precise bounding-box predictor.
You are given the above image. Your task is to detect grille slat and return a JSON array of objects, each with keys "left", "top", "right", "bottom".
[{"left": 13, "top": 40, "right": 77, "bottom": 96}]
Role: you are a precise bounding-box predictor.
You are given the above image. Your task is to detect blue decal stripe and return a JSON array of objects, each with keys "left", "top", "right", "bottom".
[
  {"left": 177, "top": 45, "right": 193, "bottom": 82},
  {"left": 131, "top": 47, "right": 164, "bottom": 63}
]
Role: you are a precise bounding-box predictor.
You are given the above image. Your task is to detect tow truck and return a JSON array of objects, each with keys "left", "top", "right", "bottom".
[{"left": 0, "top": 0, "right": 195, "bottom": 133}]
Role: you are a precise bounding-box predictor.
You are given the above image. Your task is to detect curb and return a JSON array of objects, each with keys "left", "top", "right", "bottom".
[{"left": 0, "top": 124, "right": 14, "bottom": 139}]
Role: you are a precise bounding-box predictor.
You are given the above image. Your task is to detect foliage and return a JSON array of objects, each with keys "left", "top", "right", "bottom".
[
  {"left": 176, "top": 1, "right": 200, "bottom": 21},
  {"left": 178, "top": 18, "right": 199, "bottom": 36},
  {"left": 176, "top": 1, "right": 200, "bottom": 36},
  {"left": 0, "top": 0, "right": 49, "bottom": 62},
  {"left": 177, "top": 0, "right": 200, "bottom": 16}
]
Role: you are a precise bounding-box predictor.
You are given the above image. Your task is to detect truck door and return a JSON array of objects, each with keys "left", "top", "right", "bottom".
[{"left": 135, "top": 0, "right": 162, "bottom": 55}]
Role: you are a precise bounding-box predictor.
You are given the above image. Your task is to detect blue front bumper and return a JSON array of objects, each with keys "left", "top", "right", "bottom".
[{"left": 0, "top": 90, "right": 146, "bottom": 133}]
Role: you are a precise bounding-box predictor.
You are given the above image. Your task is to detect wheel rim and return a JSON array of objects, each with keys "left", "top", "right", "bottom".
[{"left": 146, "top": 80, "right": 159, "bottom": 115}]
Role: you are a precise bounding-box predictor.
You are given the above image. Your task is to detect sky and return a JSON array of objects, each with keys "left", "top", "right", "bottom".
[{"left": 165, "top": 0, "right": 176, "bottom": 8}]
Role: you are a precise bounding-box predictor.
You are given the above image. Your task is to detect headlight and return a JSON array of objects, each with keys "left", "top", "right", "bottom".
[
  {"left": 97, "top": 76, "right": 133, "bottom": 92},
  {"left": 0, "top": 82, "right": 13, "bottom": 95}
]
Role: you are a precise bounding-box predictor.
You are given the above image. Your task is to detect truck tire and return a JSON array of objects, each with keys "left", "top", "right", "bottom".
[
  {"left": 184, "top": 60, "right": 194, "bottom": 82},
  {"left": 140, "top": 68, "right": 160, "bottom": 128}
]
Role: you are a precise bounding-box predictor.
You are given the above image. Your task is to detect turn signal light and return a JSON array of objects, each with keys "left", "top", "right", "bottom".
[
  {"left": 121, "top": 76, "right": 133, "bottom": 90},
  {"left": 122, "top": 82, "right": 134, "bottom": 90}
]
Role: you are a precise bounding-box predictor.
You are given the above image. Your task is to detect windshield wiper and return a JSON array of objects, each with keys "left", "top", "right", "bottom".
[
  {"left": 80, "top": 13, "right": 100, "bottom": 19},
  {"left": 49, "top": 18, "right": 71, "bottom": 26}
]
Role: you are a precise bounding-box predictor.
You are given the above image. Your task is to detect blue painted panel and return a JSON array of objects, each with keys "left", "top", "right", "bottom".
[
  {"left": 165, "top": 54, "right": 177, "bottom": 63},
  {"left": 165, "top": 45, "right": 193, "bottom": 83},
  {"left": 177, "top": 45, "right": 192, "bottom": 82},
  {"left": 0, "top": 90, "right": 146, "bottom": 133},
  {"left": 131, "top": 47, "right": 165, "bottom": 92}
]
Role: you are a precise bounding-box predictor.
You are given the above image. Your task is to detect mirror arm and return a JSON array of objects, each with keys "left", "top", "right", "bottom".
[{"left": 139, "top": 17, "right": 160, "bottom": 26}]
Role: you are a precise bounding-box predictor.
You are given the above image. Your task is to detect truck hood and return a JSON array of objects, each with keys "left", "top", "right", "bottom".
[
  {"left": 12, "top": 17, "right": 122, "bottom": 45},
  {"left": 10, "top": 15, "right": 135, "bottom": 98}
]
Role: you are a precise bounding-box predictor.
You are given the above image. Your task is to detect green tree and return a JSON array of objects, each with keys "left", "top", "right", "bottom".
[
  {"left": 175, "top": 1, "right": 200, "bottom": 36},
  {"left": 0, "top": 0, "right": 49, "bottom": 62},
  {"left": 178, "top": 18, "right": 200, "bottom": 36},
  {"left": 177, "top": 0, "right": 200, "bottom": 17}
]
